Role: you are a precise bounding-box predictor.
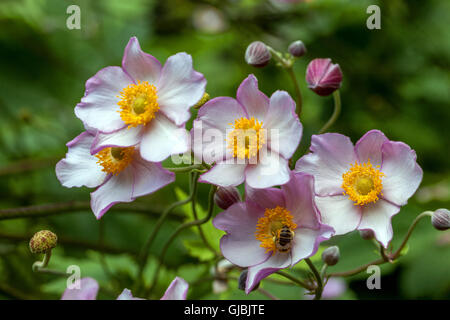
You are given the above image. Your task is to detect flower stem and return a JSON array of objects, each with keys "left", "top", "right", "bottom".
[
  {"left": 32, "top": 249, "right": 52, "bottom": 271},
  {"left": 305, "top": 258, "right": 323, "bottom": 300},
  {"left": 275, "top": 270, "right": 314, "bottom": 291},
  {"left": 164, "top": 164, "right": 206, "bottom": 173},
  {"left": 146, "top": 185, "right": 217, "bottom": 297},
  {"left": 329, "top": 211, "right": 433, "bottom": 277},
  {"left": 318, "top": 90, "right": 341, "bottom": 134}
]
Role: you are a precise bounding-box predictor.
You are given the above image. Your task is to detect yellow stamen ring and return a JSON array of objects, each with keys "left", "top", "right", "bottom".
[
  {"left": 227, "top": 117, "right": 265, "bottom": 159},
  {"left": 342, "top": 159, "right": 384, "bottom": 206},
  {"left": 95, "top": 147, "right": 135, "bottom": 175},
  {"left": 255, "top": 206, "right": 297, "bottom": 253},
  {"left": 118, "top": 80, "right": 159, "bottom": 128}
]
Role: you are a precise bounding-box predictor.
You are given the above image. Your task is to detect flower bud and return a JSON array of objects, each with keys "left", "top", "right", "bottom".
[
  {"left": 245, "top": 41, "right": 271, "bottom": 68},
  {"left": 306, "top": 58, "right": 343, "bottom": 96},
  {"left": 214, "top": 186, "right": 241, "bottom": 210},
  {"left": 29, "top": 230, "right": 57, "bottom": 254},
  {"left": 431, "top": 209, "right": 450, "bottom": 231},
  {"left": 321, "top": 246, "right": 340, "bottom": 266},
  {"left": 359, "top": 229, "right": 375, "bottom": 240},
  {"left": 238, "top": 269, "right": 259, "bottom": 292},
  {"left": 193, "top": 92, "right": 210, "bottom": 109},
  {"left": 288, "top": 40, "right": 307, "bottom": 58}
]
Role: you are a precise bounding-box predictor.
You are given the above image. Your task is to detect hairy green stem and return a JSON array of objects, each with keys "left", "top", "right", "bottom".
[
  {"left": 318, "top": 90, "right": 341, "bottom": 134},
  {"left": 305, "top": 258, "right": 323, "bottom": 300},
  {"left": 32, "top": 249, "right": 52, "bottom": 271}
]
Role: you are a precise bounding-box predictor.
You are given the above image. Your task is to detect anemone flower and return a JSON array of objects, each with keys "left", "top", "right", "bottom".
[
  {"left": 74, "top": 36, "right": 206, "bottom": 163},
  {"left": 295, "top": 130, "right": 423, "bottom": 247},
  {"left": 213, "top": 172, "right": 333, "bottom": 293},
  {"left": 193, "top": 74, "right": 302, "bottom": 189},
  {"left": 56, "top": 131, "right": 174, "bottom": 219}
]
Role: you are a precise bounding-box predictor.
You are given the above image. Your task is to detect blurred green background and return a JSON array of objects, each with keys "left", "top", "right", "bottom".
[{"left": 0, "top": 0, "right": 449, "bottom": 300}]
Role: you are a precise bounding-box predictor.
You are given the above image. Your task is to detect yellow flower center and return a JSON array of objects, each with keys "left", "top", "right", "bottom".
[
  {"left": 255, "top": 206, "right": 297, "bottom": 253},
  {"left": 118, "top": 81, "right": 159, "bottom": 128},
  {"left": 227, "top": 117, "right": 265, "bottom": 159},
  {"left": 95, "top": 147, "right": 135, "bottom": 175},
  {"left": 342, "top": 159, "right": 384, "bottom": 206}
]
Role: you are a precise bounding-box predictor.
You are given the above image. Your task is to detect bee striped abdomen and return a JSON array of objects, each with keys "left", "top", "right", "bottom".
[{"left": 275, "top": 225, "right": 294, "bottom": 253}]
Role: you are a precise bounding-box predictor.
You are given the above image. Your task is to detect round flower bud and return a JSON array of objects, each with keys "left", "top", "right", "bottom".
[
  {"left": 288, "top": 40, "right": 307, "bottom": 58},
  {"left": 214, "top": 186, "right": 241, "bottom": 210},
  {"left": 245, "top": 41, "right": 271, "bottom": 68},
  {"left": 321, "top": 246, "right": 340, "bottom": 266},
  {"left": 238, "top": 269, "right": 260, "bottom": 292},
  {"left": 431, "top": 209, "right": 450, "bottom": 231},
  {"left": 359, "top": 229, "right": 375, "bottom": 240},
  {"left": 29, "top": 230, "right": 57, "bottom": 254},
  {"left": 306, "top": 58, "right": 343, "bottom": 96}
]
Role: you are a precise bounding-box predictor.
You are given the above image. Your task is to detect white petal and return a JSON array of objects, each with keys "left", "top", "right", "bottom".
[
  {"left": 380, "top": 141, "right": 423, "bottom": 206},
  {"left": 245, "top": 151, "right": 290, "bottom": 189},
  {"left": 236, "top": 74, "right": 269, "bottom": 121},
  {"left": 75, "top": 66, "right": 132, "bottom": 133},
  {"left": 199, "top": 160, "right": 246, "bottom": 187},
  {"left": 295, "top": 133, "right": 357, "bottom": 196},
  {"left": 157, "top": 53, "right": 206, "bottom": 126},
  {"left": 358, "top": 199, "right": 400, "bottom": 248},
  {"left": 90, "top": 167, "right": 134, "bottom": 219},
  {"left": 90, "top": 126, "right": 143, "bottom": 154},
  {"left": 56, "top": 132, "right": 107, "bottom": 188},
  {"left": 160, "top": 277, "right": 189, "bottom": 300},
  {"left": 354, "top": 130, "right": 388, "bottom": 166},
  {"left": 264, "top": 90, "right": 302, "bottom": 159},
  {"left": 290, "top": 226, "right": 333, "bottom": 264},
  {"left": 140, "top": 114, "right": 190, "bottom": 162},
  {"left": 246, "top": 252, "right": 290, "bottom": 294},
  {"left": 131, "top": 157, "right": 175, "bottom": 198},
  {"left": 314, "top": 195, "right": 362, "bottom": 235}
]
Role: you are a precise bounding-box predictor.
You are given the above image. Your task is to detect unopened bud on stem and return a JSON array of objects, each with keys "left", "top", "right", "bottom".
[
  {"left": 29, "top": 230, "right": 57, "bottom": 254},
  {"left": 322, "top": 246, "right": 340, "bottom": 266},
  {"left": 288, "top": 40, "right": 307, "bottom": 58},
  {"left": 238, "top": 269, "right": 259, "bottom": 292},
  {"left": 214, "top": 186, "right": 241, "bottom": 210},
  {"left": 245, "top": 41, "right": 271, "bottom": 68},
  {"left": 432, "top": 209, "right": 450, "bottom": 231},
  {"left": 360, "top": 229, "right": 375, "bottom": 240}
]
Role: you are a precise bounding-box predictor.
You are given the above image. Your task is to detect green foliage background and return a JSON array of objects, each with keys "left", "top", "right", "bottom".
[{"left": 0, "top": 0, "right": 448, "bottom": 300}]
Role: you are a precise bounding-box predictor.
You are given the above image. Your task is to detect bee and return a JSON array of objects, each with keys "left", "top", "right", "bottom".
[{"left": 274, "top": 225, "right": 295, "bottom": 253}]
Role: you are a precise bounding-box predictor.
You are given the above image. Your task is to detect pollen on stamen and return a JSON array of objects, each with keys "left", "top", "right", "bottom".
[
  {"left": 95, "top": 147, "right": 135, "bottom": 175},
  {"left": 227, "top": 117, "right": 266, "bottom": 160},
  {"left": 341, "top": 159, "right": 384, "bottom": 206},
  {"left": 255, "top": 206, "right": 297, "bottom": 253},
  {"left": 117, "top": 80, "right": 159, "bottom": 128}
]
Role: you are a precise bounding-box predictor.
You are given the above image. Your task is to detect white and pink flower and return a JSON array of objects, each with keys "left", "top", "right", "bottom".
[
  {"left": 56, "top": 131, "right": 174, "bottom": 219},
  {"left": 74, "top": 36, "right": 206, "bottom": 163},
  {"left": 213, "top": 172, "right": 333, "bottom": 293},
  {"left": 193, "top": 74, "right": 303, "bottom": 189},
  {"left": 295, "top": 130, "right": 423, "bottom": 247}
]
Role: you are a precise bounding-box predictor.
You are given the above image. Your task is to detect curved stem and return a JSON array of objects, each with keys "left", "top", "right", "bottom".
[
  {"left": 275, "top": 270, "right": 314, "bottom": 291},
  {"left": 164, "top": 164, "right": 205, "bottom": 173},
  {"left": 146, "top": 185, "right": 217, "bottom": 297},
  {"left": 32, "top": 249, "right": 52, "bottom": 271},
  {"left": 285, "top": 66, "right": 303, "bottom": 115},
  {"left": 135, "top": 176, "right": 201, "bottom": 293},
  {"left": 329, "top": 211, "right": 433, "bottom": 277},
  {"left": 305, "top": 258, "right": 323, "bottom": 300},
  {"left": 318, "top": 90, "right": 341, "bottom": 134}
]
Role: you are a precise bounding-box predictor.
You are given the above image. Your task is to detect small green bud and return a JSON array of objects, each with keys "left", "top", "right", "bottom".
[
  {"left": 321, "top": 246, "right": 340, "bottom": 266},
  {"left": 29, "top": 230, "right": 57, "bottom": 254}
]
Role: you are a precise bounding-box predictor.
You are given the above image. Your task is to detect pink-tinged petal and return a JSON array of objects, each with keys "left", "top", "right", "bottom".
[
  {"left": 122, "top": 37, "right": 162, "bottom": 84},
  {"left": 131, "top": 156, "right": 175, "bottom": 198},
  {"left": 264, "top": 90, "right": 302, "bottom": 159},
  {"left": 354, "top": 130, "right": 388, "bottom": 166},
  {"left": 90, "top": 166, "right": 134, "bottom": 219},
  {"left": 358, "top": 199, "right": 400, "bottom": 248},
  {"left": 56, "top": 132, "right": 107, "bottom": 188},
  {"left": 213, "top": 202, "right": 269, "bottom": 267},
  {"left": 117, "top": 288, "right": 144, "bottom": 300},
  {"left": 290, "top": 225, "right": 333, "bottom": 264},
  {"left": 75, "top": 66, "right": 133, "bottom": 133},
  {"left": 295, "top": 133, "right": 357, "bottom": 196},
  {"left": 314, "top": 195, "right": 362, "bottom": 235},
  {"left": 197, "top": 97, "right": 247, "bottom": 133},
  {"left": 140, "top": 114, "right": 190, "bottom": 162},
  {"left": 246, "top": 252, "right": 290, "bottom": 294},
  {"left": 191, "top": 120, "right": 231, "bottom": 165},
  {"left": 61, "top": 277, "right": 99, "bottom": 300},
  {"left": 157, "top": 52, "right": 206, "bottom": 126},
  {"left": 380, "top": 141, "right": 423, "bottom": 206},
  {"left": 199, "top": 161, "right": 246, "bottom": 187},
  {"left": 90, "top": 126, "right": 143, "bottom": 155},
  {"left": 236, "top": 74, "right": 269, "bottom": 121},
  {"left": 160, "top": 277, "right": 189, "bottom": 300},
  {"left": 283, "top": 173, "right": 321, "bottom": 229},
  {"left": 245, "top": 151, "right": 290, "bottom": 189},
  {"left": 305, "top": 278, "right": 347, "bottom": 300},
  {"left": 245, "top": 184, "right": 286, "bottom": 210}
]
